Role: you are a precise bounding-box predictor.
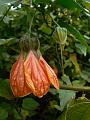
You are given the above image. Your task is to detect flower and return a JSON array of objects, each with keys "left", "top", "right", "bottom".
[
  {"left": 39, "top": 56, "right": 59, "bottom": 90},
  {"left": 24, "top": 50, "right": 59, "bottom": 98},
  {"left": 10, "top": 52, "right": 31, "bottom": 97},
  {"left": 24, "top": 51, "right": 50, "bottom": 98},
  {"left": 10, "top": 50, "right": 59, "bottom": 98}
]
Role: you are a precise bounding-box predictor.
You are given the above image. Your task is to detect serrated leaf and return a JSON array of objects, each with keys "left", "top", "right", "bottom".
[{"left": 22, "top": 98, "right": 39, "bottom": 111}]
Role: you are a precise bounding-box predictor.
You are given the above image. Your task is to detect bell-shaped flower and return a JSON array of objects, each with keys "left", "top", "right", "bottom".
[
  {"left": 39, "top": 56, "right": 59, "bottom": 90},
  {"left": 24, "top": 50, "right": 59, "bottom": 98},
  {"left": 24, "top": 51, "right": 50, "bottom": 98},
  {"left": 10, "top": 53, "right": 31, "bottom": 97}
]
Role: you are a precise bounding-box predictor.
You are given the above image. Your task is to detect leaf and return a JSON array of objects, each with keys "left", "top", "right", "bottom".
[
  {"left": 61, "top": 74, "right": 72, "bottom": 85},
  {"left": 0, "top": 79, "right": 14, "bottom": 99},
  {"left": 0, "top": 0, "right": 15, "bottom": 5},
  {"left": 0, "top": 4, "right": 7, "bottom": 15},
  {"left": 56, "top": 0, "right": 90, "bottom": 16},
  {"left": 70, "top": 53, "right": 81, "bottom": 73},
  {"left": 22, "top": 98, "right": 39, "bottom": 111},
  {"left": 0, "top": 38, "right": 17, "bottom": 46},
  {"left": 58, "top": 90, "right": 75, "bottom": 111},
  {"left": 66, "top": 101, "right": 90, "bottom": 120},
  {"left": 0, "top": 107, "right": 8, "bottom": 120},
  {"left": 34, "top": 0, "right": 51, "bottom": 4},
  {"left": 57, "top": 99, "right": 90, "bottom": 120},
  {"left": 75, "top": 43, "right": 87, "bottom": 56},
  {"left": 39, "top": 23, "right": 52, "bottom": 35}
]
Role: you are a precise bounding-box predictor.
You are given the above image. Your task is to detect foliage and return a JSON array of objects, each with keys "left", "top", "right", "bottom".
[{"left": 0, "top": 0, "right": 90, "bottom": 120}]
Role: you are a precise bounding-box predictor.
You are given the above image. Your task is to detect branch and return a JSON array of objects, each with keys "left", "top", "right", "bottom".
[{"left": 61, "top": 85, "right": 90, "bottom": 91}]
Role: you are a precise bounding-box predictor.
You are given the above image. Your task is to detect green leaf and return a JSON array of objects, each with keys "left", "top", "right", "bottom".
[
  {"left": 61, "top": 74, "right": 72, "bottom": 85},
  {"left": 39, "top": 23, "right": 52, "bottom": 35},
  {"left": 34, "top": 0, "right": 51, "bottom": 4},
  {"left": 75, "top": 43, "right": 87, "bottom": 56},
  {"left": 22, "top": 98, "right": 39, "bottom": 111},
  {"left": 70, "top": 53, "right": 81, "bottom": 73},
  {"left": 56, "top": 0, "right": 90, "bottom": 16},
  {"left": 0, "top": 0, "right": 15, "bottom": 5},
  {"left": 58, "top": 90, "right": 75, "bottom": 111},
  {"left": 0, "top": 79, "right": 14, "bottom": 99},
  {"left": 66, "top": 101, "right": 90, "bottom": 120},
  {"left": 0, "top": 38, "right": 17, "bottom": 46},
  {"left": 57, "top": 99, "right": 90, "bottom": 120},
  {"left": 0, "top": 4, "right": 7, "bottom": 15},
  {"left": 0, "top": 107, "right": 8, "bottom": 120}
]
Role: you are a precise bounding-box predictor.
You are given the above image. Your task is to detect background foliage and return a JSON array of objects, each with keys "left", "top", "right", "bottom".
[{"left": 0, "top": 0, "right": 90, "bottom": 120}]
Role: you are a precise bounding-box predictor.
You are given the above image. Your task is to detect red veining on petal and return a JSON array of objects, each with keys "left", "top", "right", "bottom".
[
  {"left": 24, "top": 51, "right": 50, "bottom": 97},
  {"left": 10, "top": 53, "right": 31, "bottom": 97},
  {"left": 39, "top": 56, "right": 59, "bottom": 90}
]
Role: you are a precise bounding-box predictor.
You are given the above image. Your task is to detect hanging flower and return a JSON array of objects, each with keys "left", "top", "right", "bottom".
[
  {"left": 10, "top": 52, "right": 31, "bottom": 97},
  {"left": 24, "top": 51, "right": 50, "bottom": 98},
  {"left": 39, "top": 56, "right": 59, "bottom": 90},
  {"left": 24, "top": 50, "right": 59, "bottom": 98}
]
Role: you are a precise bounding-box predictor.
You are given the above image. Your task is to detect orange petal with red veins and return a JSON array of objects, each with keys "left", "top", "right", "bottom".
[
  {"left": 10, "top": 53, "right": 31, "bottom": 97},
  {"left": 39, "top": 56, "right": 59, "bottom": 90},
  {"left": 24, "top": 51, "right": 50, "bottom": 97}
]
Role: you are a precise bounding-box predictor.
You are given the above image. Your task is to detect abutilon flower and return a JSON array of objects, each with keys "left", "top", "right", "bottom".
[
  {"left": 10, "top": 53, "right": 31, "bottom": 97},
  {"left": 24, "top": 50, "right": 59, "bottom": 98},
  {"left": 10, "top": 50, "right": 59, "bottom": 98},
  {"left": 24, "top": 51, "right": 50, "bottom": 98},
  {"left": 39, "top": 56, "right": 59, "bottom": 90}
]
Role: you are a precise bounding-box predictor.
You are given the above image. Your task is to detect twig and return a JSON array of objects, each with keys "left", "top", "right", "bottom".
[{"left": 61, "top": 85, "right": 90, "bottom": 91}]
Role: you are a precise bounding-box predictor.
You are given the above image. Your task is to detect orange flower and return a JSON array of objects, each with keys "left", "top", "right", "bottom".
[
  {"left": 39, "top": 56, "right": 59, "bottom": 90},
  {"left": 24, "top": 50, "right": 59, "bottom": 97},
  {"left": 24, "top": 51, "right": 50, "bottom": 98},
  {"left": 10, "top": 53, "right": 31, "bottom": 97}
]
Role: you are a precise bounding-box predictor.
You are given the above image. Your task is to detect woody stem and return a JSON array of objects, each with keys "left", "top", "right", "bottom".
[{"left": 61, "top": 85, "right": 90, "bottom": 91}]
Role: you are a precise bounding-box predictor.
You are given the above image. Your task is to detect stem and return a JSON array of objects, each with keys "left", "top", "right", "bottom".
[
  {"left": 0, "top": 5, "right": 11, "bottom": 24},
  {"left": 61, "top": 85, "right": 90, "bottom": 92},
  {"left": 60, "top": 45, "right": 64, "bottom": 76}
]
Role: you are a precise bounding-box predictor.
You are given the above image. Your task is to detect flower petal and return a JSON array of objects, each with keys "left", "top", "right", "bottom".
[
  {"left": 39, "top": 56, "right": 59, "bottom": 90},
  {"left": 24, "top": 51, "right": 50, "bottom": 97},
  {"left": 10, "top": 53, "right": 31, "bottom": 97}
]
